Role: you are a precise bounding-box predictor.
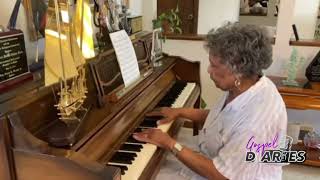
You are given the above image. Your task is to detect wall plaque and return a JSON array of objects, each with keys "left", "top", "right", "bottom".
[
  {"left": 0, "top": 30, "right": 29, "bottom": 84},
  {"left": 306, "top": 51, "right": 320, "bottom": 82}
]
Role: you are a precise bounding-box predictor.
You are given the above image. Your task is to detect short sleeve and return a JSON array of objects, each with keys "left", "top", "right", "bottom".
[{"left": 212, "top": 128, "right": 258, "bottom": 180}]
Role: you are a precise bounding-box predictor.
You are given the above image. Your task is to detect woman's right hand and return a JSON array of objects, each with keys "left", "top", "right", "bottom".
[{"left": 146, "top": 107, "right": 180, "bottom": 125}]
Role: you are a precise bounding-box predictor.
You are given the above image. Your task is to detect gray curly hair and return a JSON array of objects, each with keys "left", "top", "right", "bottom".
[{"left": 205, "top": 23, "right": 272, "bottom": 77}]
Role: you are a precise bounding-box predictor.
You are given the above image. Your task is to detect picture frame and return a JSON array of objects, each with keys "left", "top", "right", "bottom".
[
  {"left": 298, "top": 125, "right": 314, "bottom": 142},
  {"left": 240, "top": 0, "right": 269, "bottom": 16}
]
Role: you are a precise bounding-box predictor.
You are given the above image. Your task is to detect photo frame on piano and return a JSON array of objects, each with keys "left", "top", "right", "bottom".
[{"left": 151, "top": 28, "right": 164, "bottom": 67}]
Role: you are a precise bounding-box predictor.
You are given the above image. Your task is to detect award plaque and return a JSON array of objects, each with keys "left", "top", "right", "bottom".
[
  {"left": 305, "top": 51, "right": 320, "bottom": 82},
  {"left": 0, "top": 29, "right": 32, "bottom": 92}
]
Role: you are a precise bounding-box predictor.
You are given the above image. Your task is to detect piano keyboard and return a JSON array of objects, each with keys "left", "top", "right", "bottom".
[{"left": 107, "top": 81, "right": 196, "bottom": 180}]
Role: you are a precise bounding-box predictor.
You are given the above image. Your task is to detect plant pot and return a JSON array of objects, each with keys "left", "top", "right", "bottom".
[{"left": 161, "top": 20, "right": 173, "bottom": 34}]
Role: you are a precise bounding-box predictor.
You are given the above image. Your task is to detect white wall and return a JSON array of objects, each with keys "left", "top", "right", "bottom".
[
  {"left": 293, "top": 0, "right": 319, "bottom": 39},
  {"left": 197, "top": 0, "right": 240, "bottom": 34},
  {"left": 129, "top": 0, "right": 143, "bottom": 16},
  {"left": 141, "top": 0, "right": 157, "bottom": 31}
]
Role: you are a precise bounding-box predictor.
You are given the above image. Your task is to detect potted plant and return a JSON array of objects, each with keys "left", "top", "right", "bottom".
[{"left": 152, "top": 6, "right": 182, "bottom": 35}]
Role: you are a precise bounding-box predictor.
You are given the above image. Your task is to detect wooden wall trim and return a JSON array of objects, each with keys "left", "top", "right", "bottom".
[
  {"left": 289, "top": 39, "right": 320, "bottom": 47},
  {"left": 165, "top": 34, "right": 276, "bottom": 45},
  {"left": 165, "top": 34, "right": 205, "bottom": 41}
]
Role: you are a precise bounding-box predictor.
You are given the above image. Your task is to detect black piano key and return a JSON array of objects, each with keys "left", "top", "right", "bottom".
[
  {"left": 134, "top": 128, "right": 143, "bottom": 132},
  {"left": 156, "top": 81, "right": 187, "bottom": 108},
  {"left": 139, "top": 120, "right": 157, "bottom": 128},
  {"left": 116, "top": 151, "right": 137, "bottom": 158},
  {"left": 109, "top": 157, "right": 133, "bottom": 164},
  {"left": 120, "top": 143, "right": 143, "bottom": 152},
  {"left": 175, "top": 80, "right": 187, "bottom": 86},
  {"left": 108, "top": 164, "right": 128, "bottom": 175},
  {"left": 112, "top": 152, "right": 136, "bottom": 161},
  {"left": 143, "top": 116, "right": 163, "bottom": 121}
]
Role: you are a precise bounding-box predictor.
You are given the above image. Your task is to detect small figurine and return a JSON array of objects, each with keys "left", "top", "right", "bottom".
[{"left": 282, "top": 48, "right": 305, "bottom": 87}]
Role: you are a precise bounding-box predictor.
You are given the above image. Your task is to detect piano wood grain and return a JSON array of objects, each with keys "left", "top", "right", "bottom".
[{"left": 13, "top": 149, "right": 119, "bottom": 180}]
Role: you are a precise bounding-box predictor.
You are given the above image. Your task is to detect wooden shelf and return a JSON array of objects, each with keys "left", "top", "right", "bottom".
[
  {"left": 289, "top": 39, "right": 320, "bottom": 47},
  {"left": 269, "top": 76, "right": 320, "bottom": 110},
  {"left": 280, "top": 95, "right": 320, "bottom": 110},
  {"left": 165, "top": 34, "right": 205, "bottom": 41},
  {"left": 292, "top": 143, "right": 320, "bottom": 167}
]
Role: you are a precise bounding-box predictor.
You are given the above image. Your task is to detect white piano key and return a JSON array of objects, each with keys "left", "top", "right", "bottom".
[{"left": 121, "top": 144, "right": 157, "bottom": 180}]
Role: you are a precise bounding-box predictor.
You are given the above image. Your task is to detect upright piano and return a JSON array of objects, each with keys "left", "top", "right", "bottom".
[{"left": 0, "top": 32, "right": 201, "bottom": 180}]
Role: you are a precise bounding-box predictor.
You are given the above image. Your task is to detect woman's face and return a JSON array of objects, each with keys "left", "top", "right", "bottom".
[{"left": 207, "top": 55, "right": 236, "bottom": 91}]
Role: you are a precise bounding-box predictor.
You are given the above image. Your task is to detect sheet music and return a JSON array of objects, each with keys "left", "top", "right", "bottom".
[{"left": 110, "top": 30, "right": 140, "bottom": 87}]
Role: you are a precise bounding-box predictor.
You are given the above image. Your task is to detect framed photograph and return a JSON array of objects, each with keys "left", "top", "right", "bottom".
[
  {"left": 298, "top": 125, "right": 314, "bottom": 142},
  {"left": 240, "top": 0, "right": 269, "bottom": 16}
]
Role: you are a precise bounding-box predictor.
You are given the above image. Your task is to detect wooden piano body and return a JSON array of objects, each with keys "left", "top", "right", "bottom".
[{"left": 0, "top": 32, "right": 201, "bottom": 180}]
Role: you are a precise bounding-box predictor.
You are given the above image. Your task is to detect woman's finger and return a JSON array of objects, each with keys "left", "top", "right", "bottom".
[
  {"left": 133, "top": 132, "right": 150, "bottom": 142},
  {"left": 133, "top": 129, "right": 156, "bottom": 141},
  {"left": 146, "top": 107, "right": 167, "bottom": 116}
]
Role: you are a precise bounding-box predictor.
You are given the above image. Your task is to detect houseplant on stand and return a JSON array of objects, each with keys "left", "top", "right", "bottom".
[{"left": 152, "top": 5, "right": 182, "bottom": 38}]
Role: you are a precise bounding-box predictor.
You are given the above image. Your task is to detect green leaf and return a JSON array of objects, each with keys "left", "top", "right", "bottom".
[
  {"left": 175, "top": 27, "right": 182, "bottom": 34},
  {"left": 173, "top": 13, "right": 177, "bottom": 20},
  {"left": 169, "top": 16, "right": 174, "bottom": 24}
]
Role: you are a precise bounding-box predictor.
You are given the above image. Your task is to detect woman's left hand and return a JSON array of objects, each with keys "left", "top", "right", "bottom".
[{"left": 133, "top": 128, "right": 175, "bottom": 150}]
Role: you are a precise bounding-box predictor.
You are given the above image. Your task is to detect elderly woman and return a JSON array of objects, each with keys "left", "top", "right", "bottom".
[{"left": 134, "top": 23, "right": 287, "bottom": 180}]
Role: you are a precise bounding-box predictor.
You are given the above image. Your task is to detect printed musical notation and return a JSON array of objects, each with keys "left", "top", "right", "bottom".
[{"left": 110, "top": 30, "right": 140, "bottom": 87}]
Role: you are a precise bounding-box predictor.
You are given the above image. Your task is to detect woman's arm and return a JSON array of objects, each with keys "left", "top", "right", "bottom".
[{"left": 178, "top": 108, "right": 210, "bottom": 124}]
